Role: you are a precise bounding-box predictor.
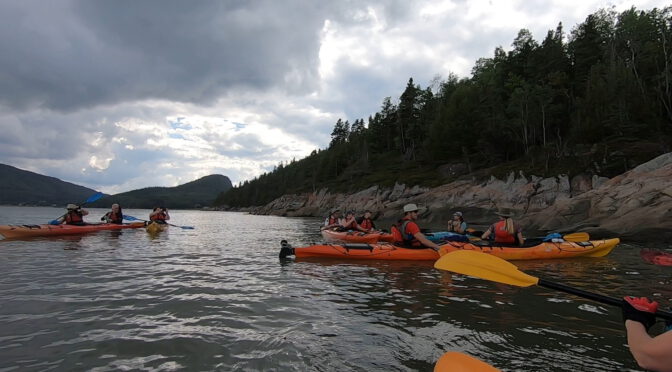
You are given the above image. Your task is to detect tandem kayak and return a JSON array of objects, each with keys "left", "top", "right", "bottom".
[
  {"left": 280, "top": 240, "right": 439, "bottom": 260},
  {"left": 279, "top": 238, "right": 619, "bottom": 261},
  {"left": 434, "top": 351, "right": 500, "bottom": 372},
  {"left": 320, "top": 229, "right": 394, "bottom": 243},
  {"left": 0, "top": 222, "right": 146, "bottom": 239},
  {"left": 640, "top": 248, "right": 672, "bottom": 266}
]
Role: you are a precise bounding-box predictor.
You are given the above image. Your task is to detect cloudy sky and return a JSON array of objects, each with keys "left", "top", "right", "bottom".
[{"left": 0, "top": 0, "right": 667, "bottom": 194}]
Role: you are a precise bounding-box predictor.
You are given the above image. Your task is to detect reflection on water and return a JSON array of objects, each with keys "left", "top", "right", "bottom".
[{"left": 0, "top": 206, "right": 670, "bottom": 371}]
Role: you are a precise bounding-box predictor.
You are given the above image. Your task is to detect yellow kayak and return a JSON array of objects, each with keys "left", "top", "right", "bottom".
[{"left": 146, "top": 221, "right": 167, "bottom": 234}]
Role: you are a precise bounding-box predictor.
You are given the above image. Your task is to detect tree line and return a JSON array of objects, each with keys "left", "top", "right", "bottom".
[{"left": 215, "top": 7, "right": 672, "bottom": 208}]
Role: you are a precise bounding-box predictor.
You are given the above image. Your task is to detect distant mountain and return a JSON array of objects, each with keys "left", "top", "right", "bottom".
[
  {"left": 0, "top": 163, "right": 102, "bottom": 206},
  {"left": 89, "top": 174, "right": 233, "bottom": 209}
]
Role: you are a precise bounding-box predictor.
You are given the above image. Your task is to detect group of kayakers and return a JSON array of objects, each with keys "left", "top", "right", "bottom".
[
  {"left": 56, "top": 204, "right": 170, "bottom": 225},
  {"left": 320, "top": 209, "right": 377, "bottom": 233},
  {"left": 321, "top": 204, "right": 528, "bottom": 249}
]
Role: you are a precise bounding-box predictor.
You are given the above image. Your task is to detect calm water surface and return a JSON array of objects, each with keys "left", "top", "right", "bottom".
[{"left": 0, "top": 206, "right": 670, "bottom": 371}]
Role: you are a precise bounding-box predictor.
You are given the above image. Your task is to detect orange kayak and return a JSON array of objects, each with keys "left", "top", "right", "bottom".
[
  {"left": 0, "top": 222, "right": 146, "bottom": 239},
  {"left": 434, "top": 351, "right": 500, "bottom": 372},
  {"left": 279, "top": 238, "right": 619, "bottom": 261},
  {"left": 280, "top": 241, "right": 439, "bottom": 260},
  {"left": 439, "top": 238, "right": 619, "bottom": 260},
  {"left": 320, "top": 229, "right": 394, "bottom": 243}
]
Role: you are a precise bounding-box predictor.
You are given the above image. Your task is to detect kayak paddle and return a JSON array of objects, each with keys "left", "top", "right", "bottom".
[
  {"left": 434, "top": 250, "right": 672, "bottom": 321},
  {"left": 49, "top": 192, "right": 104, "bottom": 225},
  {"left": 123, "top": 215, "right": 195, "bottom": 230}
]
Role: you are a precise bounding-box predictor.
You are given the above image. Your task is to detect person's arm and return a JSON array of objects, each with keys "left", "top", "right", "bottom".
[
  {"left": 163, "top": 210, "right": 170, "bottom": 220},
  {"left": 81, "top": 209, "right": 89, "bottom": 216},
  {"left": 413, "top": 232, "right": 441, "bottom": 251},
  {"left": 481, "top": 226, "right": 492, "bottom": 240},
  {"left": 516, "top": 231, "right": 524, "bottom": 245},
  {"left": 455, "top": 222, "right": 467, "bottom": 234},
  {"left": 625, "top": 321, "right": 672, "bottom": 371}
]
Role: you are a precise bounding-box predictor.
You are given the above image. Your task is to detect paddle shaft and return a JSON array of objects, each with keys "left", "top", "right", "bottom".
[{"left": 539, "top": 279, "right": 672, "bottom": 321}]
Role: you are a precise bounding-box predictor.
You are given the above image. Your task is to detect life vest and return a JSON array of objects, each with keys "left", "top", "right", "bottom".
[
  {"left": 105, "top": 211, "right": 122, "bottom": 224},
  {"left": 150, "top": 212, "right": 167, "bottom": 222},
  {"left": 342, "top": 218, "right": 358, "bottom": 230},
  {"left": 493, "top": 220, "right": 516, "bottom": 244},
  {"left": 391, "top": 219, "right": 420, "bottom": 247},
  {"left": 65, "top": 210, "right": 84, "bottom": 225},
  {"left": 359, "top": 218, "right": 373, "bottom": 231}
]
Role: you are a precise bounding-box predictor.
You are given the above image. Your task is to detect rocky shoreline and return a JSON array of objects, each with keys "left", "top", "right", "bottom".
[{"left": 249, "top": 153, "right": 672, "bottom": 245}]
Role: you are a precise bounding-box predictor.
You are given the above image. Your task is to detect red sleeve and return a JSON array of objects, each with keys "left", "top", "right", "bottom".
[{"left": 405, "top": 221, "right": 421, "bottom": 235}]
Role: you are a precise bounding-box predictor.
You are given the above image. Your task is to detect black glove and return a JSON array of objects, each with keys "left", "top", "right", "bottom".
[{"left": 622, "top": 296, "right": 658, "bottom": 331}]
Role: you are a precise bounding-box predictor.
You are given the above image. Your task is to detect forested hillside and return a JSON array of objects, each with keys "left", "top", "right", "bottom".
[
  {"left": 0, "top": 163, "right": 102, "bottom": 206},
  {"left": 90, "top": 175, "right": 232, "bottom": 209},
  {"left": 215, "top": 7, "right": 672, "bottom": 208}
]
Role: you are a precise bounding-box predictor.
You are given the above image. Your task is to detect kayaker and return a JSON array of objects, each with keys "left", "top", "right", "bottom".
[
  {"left": 621, "top": 296, "right": 672, "bottom": 371},
  {"left": 481, "top": 209, "right": 525, "bottom": 245},
  {"left": 149, "top": 206, "right": 170, "bottom": 224},
  {"left": 392, "top": 204, "right": 441, "bottom": 251},
  {"left": 447, "top": 211, "right": 467, "bottom": 234},
  {"left": 101, "top": 203, "right": 123, "bottom": 224},
  {"left": 320, "top": 209, "right": 342, "bottom": 231},
  {"left": 340, "top": 211, "right": 360, "bottom": 231},
  {"left": 356, "top": 210, "right": 377, "bottom": 232},
  {"left": 59, "top": 204, "right": 89, "bottom": 225}
]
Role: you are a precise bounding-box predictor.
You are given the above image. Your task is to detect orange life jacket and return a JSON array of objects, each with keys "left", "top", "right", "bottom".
[
  {"left": 359, "top": 218, "right": 373, "bottom": 231},
  {"left": 150, "top": 212, "right": 167, "bottom": 221},
  {"left": 391, "top": 219, "right": 420, "bottom": 247},
  {"left": 65, "top": 210, "right": 84, "bottom": 225},
  {"left": 493, "top": 220, "right": 516, "bottom": 244}
]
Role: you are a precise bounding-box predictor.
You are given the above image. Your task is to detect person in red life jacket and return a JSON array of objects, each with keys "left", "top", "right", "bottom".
[
  {"left": 447, "top": 211, "right": 468, "bottom": 234},
  {"left": 101, "top": 203, "right": 123, "bottom": 224},
  {"left": 392, "top": 204, "right": 441, "bottom": 251},
  {"left": 481, "top": 209, "right": 524, "bottom": 245},
  {"left": 58, "top": 204, "right": 89, "bottom": 225},
  {"left": 340, "top": 210, "right": 360, "bottom": 230},
  {"left": 149, "top": 206, "right": 170, "bottom": 224},
  {"left": 356, "top": 210, "right": 377, "bottom": 232},
  {"left": 621, "top": 296, "right": 672, "bottom": 371},
  {"left": 320, "top": 209, "right": 342, "bottom": 231}
]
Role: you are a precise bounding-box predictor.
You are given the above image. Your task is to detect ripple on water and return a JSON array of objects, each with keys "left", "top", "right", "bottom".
[{"left": 0, "top": 208, "right": 669, "bottom": 371}]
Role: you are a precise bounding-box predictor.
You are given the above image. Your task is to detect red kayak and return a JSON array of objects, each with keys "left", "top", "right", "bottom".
[
  {"left": 321, "top": 229, "right": 394, "bottom": 243},
  {"left": 640, "top": 249, "right": 672, "bottom": 266},
  {"left": 0, "top": 222, "right": 146, "bottom": 239}
]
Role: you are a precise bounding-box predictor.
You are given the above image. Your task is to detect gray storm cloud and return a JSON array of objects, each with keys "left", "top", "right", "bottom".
[{"left": 0, "top": 0, "right": 335, "bottom": 112}]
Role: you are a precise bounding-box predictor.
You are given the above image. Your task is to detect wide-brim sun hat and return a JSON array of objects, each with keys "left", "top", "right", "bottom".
[
  {"left": 496, "top": 208, "right": 514, "bottom": 218},
  {"left": 66, "top": 204, "right": 79, "bottom": 210},
  {"left": 403, "top": 203, "right": 419, "bottom": 213},
  {"left": 453, "top": 211, "right": 463, "bottom": 217}
]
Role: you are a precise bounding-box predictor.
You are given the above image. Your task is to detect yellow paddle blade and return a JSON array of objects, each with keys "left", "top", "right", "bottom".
[
  {"left": 563, "top": 232, "right": 590, "bottom": 242},
  {"left": 434, "top": 250, "right": 540, "bottom": 287}
]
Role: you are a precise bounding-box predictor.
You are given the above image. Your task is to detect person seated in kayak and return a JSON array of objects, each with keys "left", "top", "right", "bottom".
[
  {"left": 320, "top": 209, "right": 342, "bottom": 231},
  {"left": 392, "top": 204, "right": 441, "bottom": 251},
  {"left": 481, "top": 209, "right": 524, "bottom": 245},
  {"left": 59, "top": 204, "right": 89, "bottom": 225},
  {"left": 149, "top": 207, "right": 170, "bottom": 224},
  {"left": 447, "top": 211, "right": 467, "bottom": 234},
  {"left": 621, "top": 296, "right": 672, "bottom": 371},
  {"left": 101, "top": 203, "right": 123, "bottom": 224},
  {"left": 340, "top": 210, "right": 367, "bottom": 232},
  {"left": 356, "top": 210, "right": 377, "bottom": 232}
]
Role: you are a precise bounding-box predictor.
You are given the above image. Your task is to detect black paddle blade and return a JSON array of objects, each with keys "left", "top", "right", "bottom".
[{"left": 279, "top": 240, "right": 294, "bottom": 259}]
